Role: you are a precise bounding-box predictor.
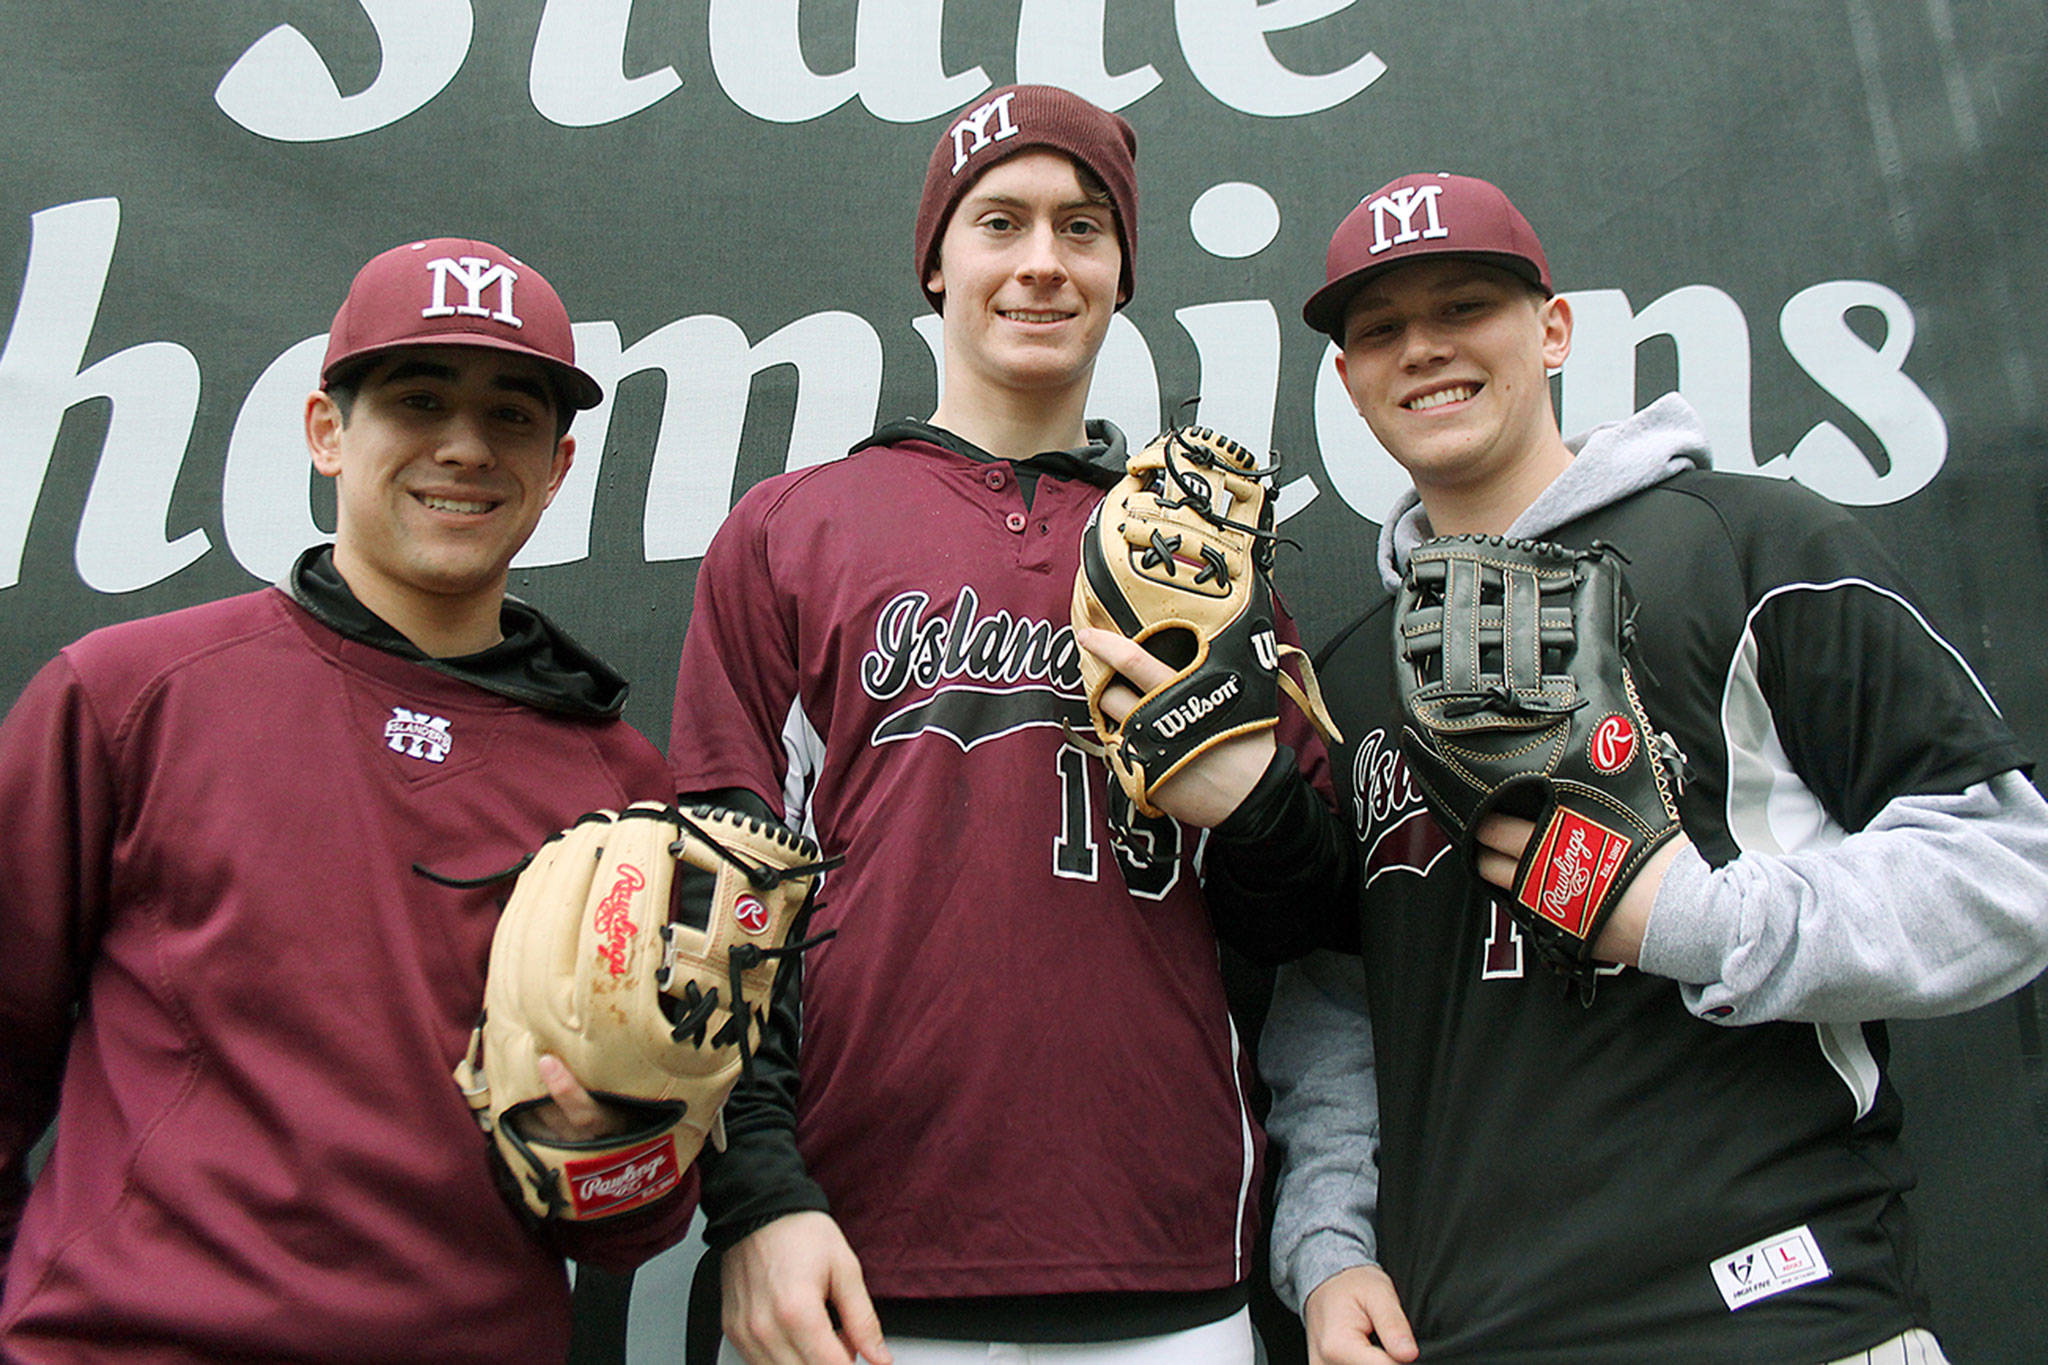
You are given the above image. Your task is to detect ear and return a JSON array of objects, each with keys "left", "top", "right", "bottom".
[
  {"left": 306, "top": 391, "right": 345, "bottom": 477},
  {"left": 541, "top": 436, "right": 575, "bottom": 507},
  {"left": 1539, "top": 293, "right": 1573, "bottom": 373},
  {"left": 1333, "top": 348, "right": 1365, "bottom": 417}
]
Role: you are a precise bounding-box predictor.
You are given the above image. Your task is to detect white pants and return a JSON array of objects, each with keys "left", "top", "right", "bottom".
[
  {"left": 718, "top": 1306, "right": 1254, "bottom": 1365},
  {"left": 1822, "top": 1327, "right": 1950, "bottom": 1365}
]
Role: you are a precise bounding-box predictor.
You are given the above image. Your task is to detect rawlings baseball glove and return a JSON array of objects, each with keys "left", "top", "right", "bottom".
[
  {"left": 1072, "top": 424, "right": 1340, "bottom": 817},
  {"left": 1393, "top": 535, "right": 1685, "bottom": 996},
  {"left": 442, "top": 802, "right": 839, "bottom": 1221}
]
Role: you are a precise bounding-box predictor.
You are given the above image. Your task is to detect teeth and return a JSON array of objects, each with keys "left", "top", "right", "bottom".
[
  {"left": 1003, "top": 310, "right": 1069, "bottom": 323},
  {"left": 421, "top": 495, "right": 491, "bottom": 514},
  {"left": 1407, "top": 385, "right": 1477, "bottom": 411}
]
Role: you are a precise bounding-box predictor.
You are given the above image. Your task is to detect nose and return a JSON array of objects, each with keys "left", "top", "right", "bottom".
[
  {"left": 434, "top": 410, "right": 496, "bottom": 468},
  {"left": 1014, "top": 221, "right": 1067, "bottom": 285},
  {"left": 1399, "top": 319, "right": 1453, "bottom": 371}
]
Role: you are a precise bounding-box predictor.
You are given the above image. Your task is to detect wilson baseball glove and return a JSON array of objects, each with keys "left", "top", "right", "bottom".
[
  {"left": 1072, "top": 425, "right": 1340, "bottom": 817},
  {"left": 445, "top": 802, "right": 839, "bottom": 1221},
  {"left": 1394, "top": 535, "right": 1685, "bottom": 996}
]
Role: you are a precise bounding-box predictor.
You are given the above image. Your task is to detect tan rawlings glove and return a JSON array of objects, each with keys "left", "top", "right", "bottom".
[
  {"left": 447, "top": 802, "right": 838, "bottom": 1221},
  {"left": 1072, "top": 425, "right": 1340, "bottom": 816}
]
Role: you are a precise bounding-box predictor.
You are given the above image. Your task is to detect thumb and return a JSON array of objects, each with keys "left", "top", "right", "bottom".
[{"left": 828, "top": 1257, "right": 889, "bottom": 1365}]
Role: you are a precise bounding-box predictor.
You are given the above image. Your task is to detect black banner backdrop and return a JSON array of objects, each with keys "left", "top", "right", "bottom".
[{"left": 2, "top": 3, "right": 2043, "bottom": 1358}]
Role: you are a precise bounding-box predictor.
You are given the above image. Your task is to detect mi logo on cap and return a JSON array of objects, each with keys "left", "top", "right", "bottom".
[
  {"left": 422, "top": 255, "right": 523, "bottom": 328},
  {"left": 948, "top": 89, "right": 1018, "bottom": 173},
  {"left": 1367, "top": 184, "right": 1450, "bottom": 256}
]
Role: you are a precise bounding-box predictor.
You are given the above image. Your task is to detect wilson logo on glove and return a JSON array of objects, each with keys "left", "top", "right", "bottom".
[{"left": 1154, "top": 674, "right": 1242, "bottom": 738}]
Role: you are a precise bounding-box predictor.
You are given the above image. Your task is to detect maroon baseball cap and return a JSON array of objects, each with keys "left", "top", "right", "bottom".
[
  {"left": 1303, "top": 172, "right": 1552, "bottom": 341},
  {"left": 913, "top": 84, "right": 1138, "bottom": 312},
  {"left": 320, "top": 237, "right": 603, "bottom": 410}
]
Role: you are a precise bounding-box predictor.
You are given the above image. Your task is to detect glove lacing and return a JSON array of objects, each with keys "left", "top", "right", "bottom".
[{"left": 660, "top": 807, "right": 845, "bottom": 1079}]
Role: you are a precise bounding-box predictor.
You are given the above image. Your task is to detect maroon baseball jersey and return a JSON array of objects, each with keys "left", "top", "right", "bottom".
[
  {"left": 671, "top": 423, "right": 1331, "bottom": 1300},
  {"left": 0, "top": 579, "right": 691, "bottom": 1363}
]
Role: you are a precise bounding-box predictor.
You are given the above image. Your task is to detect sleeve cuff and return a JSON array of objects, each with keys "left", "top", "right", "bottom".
[
  {"left": 698, "top": 1126, "right": 831, "bottom": 1251},
  {"left": 1278, "top": 1230, "right": 1382, "bottom": 1315},
  {"left": 1635, "top": 843, "right": 1724, "bottom": 985}
]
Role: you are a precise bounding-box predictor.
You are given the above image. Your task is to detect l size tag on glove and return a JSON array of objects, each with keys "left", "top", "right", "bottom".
[
  {"left": 560, "top": 1131, "right": 684, "bottom": 1219},
  {"left": 1514, "top": 808, "right": 1633, "bottom": 938}
]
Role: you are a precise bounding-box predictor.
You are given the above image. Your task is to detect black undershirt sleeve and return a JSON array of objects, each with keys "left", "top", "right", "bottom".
[
  {"left": 1201, "top": 746, "right": 1361, "bottom": 963},
  {"left": 682, "top": 786, "right": 831, "bottom": 1249}
]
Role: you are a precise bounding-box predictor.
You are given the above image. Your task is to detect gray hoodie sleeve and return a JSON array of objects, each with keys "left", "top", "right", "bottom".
[
  {"left": 1261, "top": 950, "right": 1383, "bottom": 1313},
  {"left": 1639, "top": 770, "right": 2048, "bottom": 1024}
]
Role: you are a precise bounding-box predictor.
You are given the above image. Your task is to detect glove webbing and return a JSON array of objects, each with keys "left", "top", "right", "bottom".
[
  {"left": 1404, "top": 546, "right": 1581, "bottom": 713},
  {"left": 1148, "top": 426, "right": 1285, "bottom": 555},
  {"left": 1141, "top": 529, "right": 1230, "bottom": 587},
  {"left": 660, "top": 924, "right": 837, "bottom": 1079}
]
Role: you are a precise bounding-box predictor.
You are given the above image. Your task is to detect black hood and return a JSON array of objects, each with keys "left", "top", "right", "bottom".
[{"left": 285, "top": 545, "right": 630, "bottom": 719}]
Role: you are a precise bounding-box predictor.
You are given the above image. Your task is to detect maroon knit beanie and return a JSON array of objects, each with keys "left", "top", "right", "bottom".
[{"left": 913, "top": 84, "right": 1138, "bottom": 312}]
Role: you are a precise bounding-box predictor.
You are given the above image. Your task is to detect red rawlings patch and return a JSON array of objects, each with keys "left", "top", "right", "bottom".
[
  {"left": 592, "top": 864, "right": 647, "bottom": 976},
  {"left": 1517, "top": 809, "right": 1632, "bottom": 938},
  {"left": 562, "top": 1132, "right": 682, "bottom": 1218},
  {"left": 734, "top": 893, "right": 770, "bottom": 936},
  {"left": 1589, "top": 713, "right": 1637, "bottom": 775}
]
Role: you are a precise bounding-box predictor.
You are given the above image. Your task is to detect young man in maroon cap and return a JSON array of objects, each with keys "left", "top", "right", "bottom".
[
  {"left": 668, "top": 86, "right": 1332, "bottom": 1364},
  {"left": 0, "top": 238, "right": 696, "bottom": 1361},
  {"left": 1105, "top": 171, "right": 2048, "bottom": 1362}
]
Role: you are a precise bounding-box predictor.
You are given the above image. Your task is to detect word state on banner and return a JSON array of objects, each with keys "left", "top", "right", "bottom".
[{"left": 213, "top": 0, "right": 1390, "bottom": 137}]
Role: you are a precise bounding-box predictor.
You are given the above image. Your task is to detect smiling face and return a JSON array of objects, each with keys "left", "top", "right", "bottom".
[
  {"left": 1335, "top": 257, "right": 1575, "bottom": 526},
  {"left": 306, "top": 345, "right": 573, "bottom": 652},
  {"left": 926, "top": 149, "right": 1124, "bottom": 411}
]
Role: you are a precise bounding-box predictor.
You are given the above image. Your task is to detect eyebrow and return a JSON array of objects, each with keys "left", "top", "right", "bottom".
[
  {"left": 490, "top": 372, "right": 554, "bottom": 407},
  {"left": 1350, "top": 267, "right": 1505, "bottom": 315},
  {"left": 376, "top": 357, "right": 555, "bottom": 409},
  {"left": 379, "top": 358, "right": 460, "bottom": 385},
  {"left": 964, "top": 191, "right": 1109, "bottom": 215}
]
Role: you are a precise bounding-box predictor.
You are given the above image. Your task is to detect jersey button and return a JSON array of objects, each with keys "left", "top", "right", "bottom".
[
  {"left": 1005, "top": 511, "right": 1027, "bottom": 533},
  {"left": 984, "top": 468, "right": 1008, "bottom": 490}
]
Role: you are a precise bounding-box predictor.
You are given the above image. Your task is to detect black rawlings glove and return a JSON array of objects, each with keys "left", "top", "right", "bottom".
[{"left": 1394, "top": 535, "right": 1685, "bottom": 996}]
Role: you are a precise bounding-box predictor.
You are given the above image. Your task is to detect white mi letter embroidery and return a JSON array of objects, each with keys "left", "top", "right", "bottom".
[
  {"left": 949, "top": 91, "right": 1019, "bottom": 173},
  {"left": 421, "top": 256, "right": 522, "bottom": 328},
  {"left": 1367, "top": 185, "right": 1450, "bottom": 256}
]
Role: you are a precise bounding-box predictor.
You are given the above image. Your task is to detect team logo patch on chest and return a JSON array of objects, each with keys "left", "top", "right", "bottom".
[{"left": 384, "top": 706, "right": 453, "bottom": 763}]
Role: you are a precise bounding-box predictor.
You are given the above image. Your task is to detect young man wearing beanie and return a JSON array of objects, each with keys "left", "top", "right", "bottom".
[
  {"left": 1100, "top": 171, "right": 2048, "bottom": 1362},
  {"left": 668, "top": 85, "right": 1333, "bottom": 1364},
  {"left": 0, "top": 238, "right": 696, "bottom": 1361}
]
